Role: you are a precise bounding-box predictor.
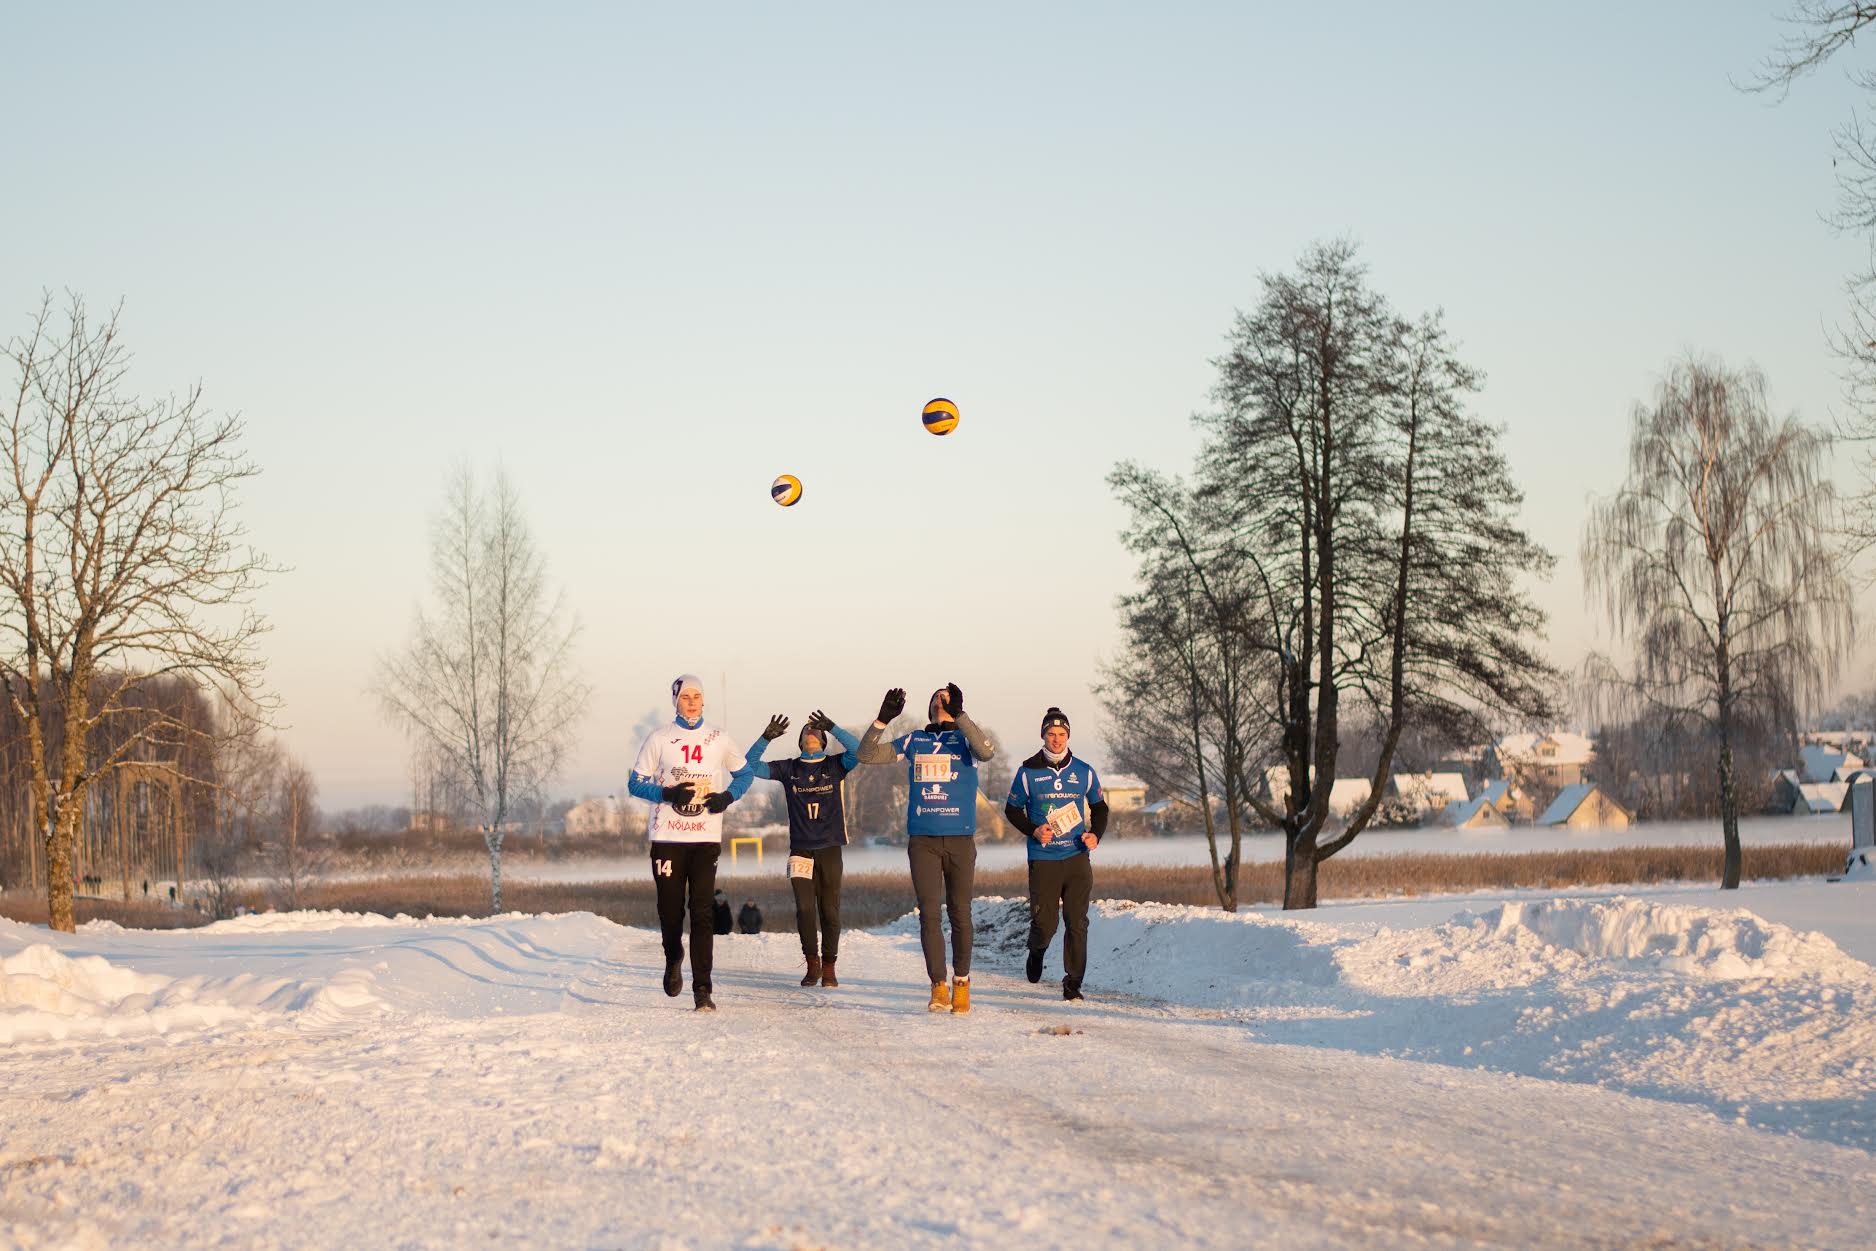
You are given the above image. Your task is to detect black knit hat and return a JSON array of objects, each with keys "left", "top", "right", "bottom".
[{"left": 1040, "top": 707, "right": 1071, "bottom": 736}]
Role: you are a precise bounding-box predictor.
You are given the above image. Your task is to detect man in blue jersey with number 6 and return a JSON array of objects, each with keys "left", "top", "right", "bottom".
[
  {"left": 858, "top": 683, "right": 996, "bottom": 1015},
  {"left": 1004, "top": 707, "right": 1108, "bottom": 1002}
]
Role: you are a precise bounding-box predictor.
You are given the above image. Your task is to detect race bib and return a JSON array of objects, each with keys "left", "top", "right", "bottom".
[
  {"left": 788, "top": 855, "right": 814, "bottom": 880},
  {"left": 913, "top": 754, "right": 952, "bottom": 784},
  {"left": 1046, "top": 802, "right": 1083, "bottom": 839}
]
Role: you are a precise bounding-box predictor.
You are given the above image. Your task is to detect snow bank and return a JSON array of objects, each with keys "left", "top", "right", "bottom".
[
  {"left": 974, "top": 893, "right": 1876, "bottom": 1146},
  {"left": 0, "top": 933, "right": 370, "bottom": 1044},
  {"left": 0, "top": 911, "right": 623, "bottom": 1045},
  {"left": 1445, "top": 898, "right": 1859, "bottom": 980}
]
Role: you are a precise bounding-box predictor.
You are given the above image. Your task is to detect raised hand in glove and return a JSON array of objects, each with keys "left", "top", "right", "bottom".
[
  {"left": 704, "top": 791, "right": 734, "bottom": 814},
  {"left": 877, "top": 688, "right": 906, "bottom": 724},
  {"left": 942, "top": 682, "right": 964, "bottom": 716},
  {"left": 761, "top": 714, "right": 791, "bottom": 741},
  {"left": 661, "top": 781, "right": 697, "bottom": 807},
  {"left": 806, "top": 709, "right": 835, "bottom": 735}
]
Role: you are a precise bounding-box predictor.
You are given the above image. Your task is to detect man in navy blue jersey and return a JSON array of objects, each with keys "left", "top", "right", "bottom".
[
  {"left": 858, "top": 684, "right": 996, "bottom": 1014},
  {"left": 1004, "top": 707, "right": 1108, "bottom": 1002},
  {"left": 744, "top": 709, "right": 862, "bottom": 987}
]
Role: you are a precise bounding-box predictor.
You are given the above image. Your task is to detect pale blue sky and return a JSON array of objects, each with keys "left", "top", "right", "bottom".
[{"left": 4, "top": 3, "right": 1868, "bottom": 806}]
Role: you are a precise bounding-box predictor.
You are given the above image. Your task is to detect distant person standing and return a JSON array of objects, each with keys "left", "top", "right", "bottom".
[
  {"left": 737, "top": 899, "right": 763, "bottom": 933},
  {"left": 744, "top": 709, "right": 862, "bottom": 987},
  {"left": 712, "top": 889, "right": 733, "bottom": 935},
  {"left": 627, "top": 674, "right": 756, "bottom": 1012},
  {"left": 1004, "top": 707, "right": 1108, "bottom": 1002},
  {"left": 858, "top": 684, "right": 996, "bottom": 1014}
]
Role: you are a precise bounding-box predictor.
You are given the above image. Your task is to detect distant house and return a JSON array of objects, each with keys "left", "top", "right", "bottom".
[
  {"left": 1537, "top": 783, "right": 1632, "bottom": 830},
  {"left": 1788, "top": 781, "right": 1849, "bottom": 816},
  {"left": 1476, "top": 778, "right": 1533, "bottom": 823},
  {"left": 1494, "top": 731, "right": 1596, "bottom": 792},
  {"left": 1102, "top": 774, "right": 1149, "bottom": 812},
  {"left": 407, "top": 810, "right": 450, "bottom": 834},
  {"left": 1142, "top": 797, "right": 1200, "bottom": 833},
  {"left": 564, "top": 798, "right": 625, "bottom": 837},
  {"left": 1800, "top": 743, "right": 1863, "bottom": 784},
  {"left": 1767, "top": 769, "right": 1805, "bottom": 814},
  {"left": 1262, "top": 768, "right": 1371, "bottom": 820},
  {"left": 1388, "top": 772, "right": 1469, "bottom": 815},
  {"left": 1443, "top": 796, "right": 1509, "bottom": 829},
  {"left": 1328, "top": 778, "right": 1374, "bottom": 819}
]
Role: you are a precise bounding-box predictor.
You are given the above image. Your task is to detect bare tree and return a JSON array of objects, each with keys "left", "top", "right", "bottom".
[
  {"left": 1751, "top": 6, "right": 1876, "bottom": 542},
  {"left": 1109, "top": 241, "right": 1558, "bottom": 909},
  {"left": 268, "top": 751, "right": 321, "bottom": 910},
  {"left": 375, "top": 465, "right": 588, "bottom": 911},
  {"left": 1583, "top": 359, "right": 1851, "bottom": 888},
  {"left": 1100, "top": 473, "right": 1263, "bottom": 909},
  {"left": 0, "top": 295, "right": 274, "bottom": 932}
]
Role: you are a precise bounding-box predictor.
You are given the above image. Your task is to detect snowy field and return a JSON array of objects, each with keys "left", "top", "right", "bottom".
[
  {"left": 504, "top": 813, "right": 1856, "bottom": 883},
  {"left": 5, "top": 879, "right": 1876, "bottom": 1249}
]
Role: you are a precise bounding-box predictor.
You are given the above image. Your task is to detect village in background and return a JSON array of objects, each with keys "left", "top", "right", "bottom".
[{"left": 6, "top": 696, "right": 1871, "bottom": 910}]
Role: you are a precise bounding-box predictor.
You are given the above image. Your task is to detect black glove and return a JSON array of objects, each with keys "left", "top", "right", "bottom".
[
  {"left": 806, "top": 709, "right": 835, "bottom": 735},
  {"left": 660, "top": 781, "right": 697, "bottom": 807},
  {"left": 761, "top": 714, "right": 790, "bottom": 741},
  {"left": 878, "top": 688, "right": 906, "bottom": 723},
  {"left": 943, "top": 682, "right": 964, "bottom": 716},
  {"left": 704, "top": 791, "right": 734, "bottom": 814}
]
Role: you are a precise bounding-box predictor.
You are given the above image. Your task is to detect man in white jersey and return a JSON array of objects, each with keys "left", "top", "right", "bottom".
[{"left": 628, "top": 674, "right": 755, "bottom": 1012}]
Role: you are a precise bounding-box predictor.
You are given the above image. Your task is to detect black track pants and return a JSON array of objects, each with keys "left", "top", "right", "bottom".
[
  {"left": 650, "top": 842, "right": 720, "bottom": 992},
  {"left": 1027, "top": 852, "right": 1093, "bottom": 984},
  {"left": 789, "top": 846, "right": 844, "bottom": 961},
  {"left": 908, "top": 835, "right": 977, "bottom": 982}
]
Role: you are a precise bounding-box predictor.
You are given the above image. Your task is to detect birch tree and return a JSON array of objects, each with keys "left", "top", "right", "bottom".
[
  {"left": 375, "top": 465, "right": 587, "bottom": 911},
  {"left": 0, "top": 295, "right": 273, "bottom": 932},
  {"left": 1583, "top": 359, "right": 1850, "bottom": 888}
]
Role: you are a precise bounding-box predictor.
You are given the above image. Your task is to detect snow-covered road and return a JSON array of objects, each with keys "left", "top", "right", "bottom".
[{"left": 4, "top": 893, "right": 1874, "bottom": 1249}]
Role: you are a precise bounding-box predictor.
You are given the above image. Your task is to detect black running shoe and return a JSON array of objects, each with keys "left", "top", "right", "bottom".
[
  {"left": 694, "top": 990, "right": 716, "bottom": 1013},
  {"left": 1063, "top": 979, "right": 1084, "bottom": 1002},
  {"left": 663, "top": 960, "right": 683, "bottom": 997},
  {"left": 1026, "top": 950, "right": 1044, "bottom": 984}
]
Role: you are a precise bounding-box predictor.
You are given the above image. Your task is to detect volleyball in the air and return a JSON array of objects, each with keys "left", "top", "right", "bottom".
[
  {"left": 770, "top": 474, "right": 803, "bottom": 507},
  {"left": 921, "top": 397, "right": 960, "bottom": 436}
]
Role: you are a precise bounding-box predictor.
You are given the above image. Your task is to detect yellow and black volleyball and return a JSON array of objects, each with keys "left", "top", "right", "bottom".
[
  {"left": 770, "top": 474, "right": 803, "bottom": 507},
  {"left": 921, "top": 397, "right": 960, "bottom": 436}
]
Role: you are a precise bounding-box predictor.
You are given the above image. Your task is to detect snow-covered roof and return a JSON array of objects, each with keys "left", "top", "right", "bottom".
[
  {"left": 1328, "top": 778, "right": 1373, "bottom": 817},
  {"left": 1389, "top": 772, "right": 1469, "bottom": 806},
  {"left": 1141, "top": 798, "right": 1192, "bottom": 815},
  {"left": 1800, "top": 744, "right": 1863, "bottom": 784},
  {"left": 1442, "top": 796, "right": 1506, "bottom": 828},
  {"left": 1795, "top": 782, "right": 1848, "bottom": 814},
  {"left": 1537, "top": 783, "right": 1612, "bottom": 825},
  {"left": 1477, "top": 779, "right": 1517, "bottom": 805},
  {"left": 1497, "top": 731, "right": 1596, "bottom": 768}
]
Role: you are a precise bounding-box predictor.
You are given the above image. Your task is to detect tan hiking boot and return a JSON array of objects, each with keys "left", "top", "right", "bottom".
[
  {"left": 951, "top": 976, "right": 971, "bottom": 1015},
  {"left": 821, "top": 958, "right": 838, "bottom": 988},
  {"left": 927, "top": 981, "right": 952, "bottom": 1012}
]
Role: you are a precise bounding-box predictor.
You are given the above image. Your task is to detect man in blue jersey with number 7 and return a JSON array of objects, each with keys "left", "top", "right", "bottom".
[{"left": 858, "top": 683, "right": 996, "bottom": 1015}]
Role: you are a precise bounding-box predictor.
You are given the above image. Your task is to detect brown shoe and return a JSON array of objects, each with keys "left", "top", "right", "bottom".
[
  {"left": 927, "top": 981, "right": 952, "bottom": 1012},
  {"left": 820, "top": 958, "right": 838, "bottom": 988},
  {"left": 801, "top": 957, "right": 822, "bottom": 988},
  {"left": 951, "top": 976, "right": 971, "bottom": 1015}
]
